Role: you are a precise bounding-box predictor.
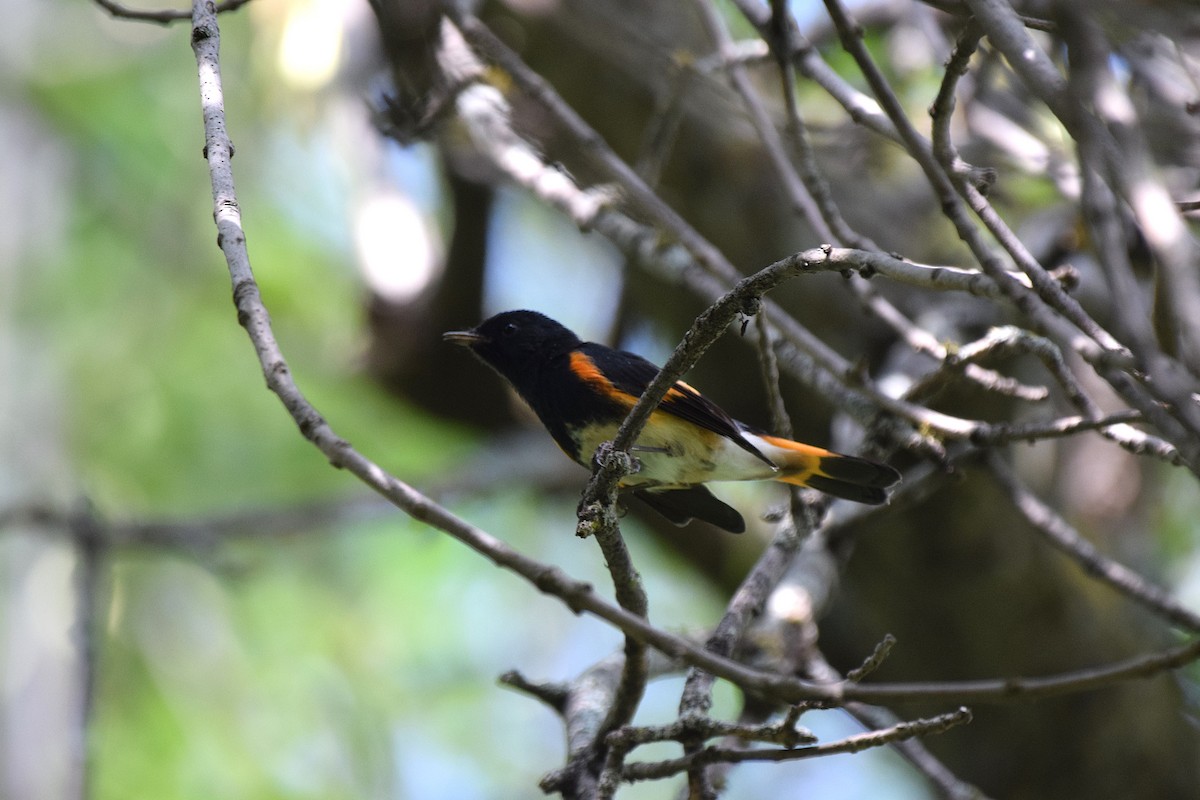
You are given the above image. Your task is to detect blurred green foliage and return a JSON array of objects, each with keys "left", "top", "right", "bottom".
[
  {"left": 8, "top": 13, "right": 740, "bottom": 799},
  {"left": 6, "top": 6, "right": 577, "bottom": 798}
]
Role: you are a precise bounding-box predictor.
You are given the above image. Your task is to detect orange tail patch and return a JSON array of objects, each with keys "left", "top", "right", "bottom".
[{"left": 759, "top": 435, "right": 900, "bottom": 505}]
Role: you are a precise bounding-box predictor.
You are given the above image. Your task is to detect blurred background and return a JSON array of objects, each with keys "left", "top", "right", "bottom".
[{"left": 3, "top": 0, "right": 1200, "bottom": 798}]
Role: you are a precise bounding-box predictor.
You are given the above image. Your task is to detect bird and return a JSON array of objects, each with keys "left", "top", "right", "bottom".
[{"left": 443, "top": 310, "right": 900, "bottom": 533}]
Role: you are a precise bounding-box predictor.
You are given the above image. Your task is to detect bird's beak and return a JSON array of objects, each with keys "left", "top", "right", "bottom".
[{"left": 443, "top": 329, "right": 485, "bottom": 347}]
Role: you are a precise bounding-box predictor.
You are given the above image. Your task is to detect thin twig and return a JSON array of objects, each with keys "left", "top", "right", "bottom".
[
  {"left": 606, "top": 712, "right": 818, "bottom": 751},
  {"left": 94, "top": 0, "right": 250, "bottom": 24},
  {"left": 766, "top": 0, "right": 879, "bottom": 250},
  {"left": 70, "top": 504, "right": 103, "bottom": 800},
  {"left": 860, "top": 287, "right": 1051, "bottom": 403},
  {"left": 845, "top": 634, "right": 897, "bottom": 683},
  {"left": 754, "top": 312, "right": 794, "bottom": 439},
  {"left": 498, "top": 670, "right": 570, "bottom": 714},
  {"left": 621, "top": 707, "right": 973, "bottom": 781},
  {"left": 730, "top": 0, "right": 902, "bottom": 144},
  {"left": 987, "top": 454, "right": 1200, "bottom": 633},
  {"left": 692, "top": 0, "right": 833, "bottom": 242},
  {"left": 805, "top": 650, "right": 991, "bottom": 800}
]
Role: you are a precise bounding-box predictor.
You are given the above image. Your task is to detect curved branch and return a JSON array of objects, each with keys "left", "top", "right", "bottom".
[
  {"left": 96, "top": 0, "right": 250, "bottom": 25},
  {"left": 988, "top": 454, "right": 1200, "bottom": 633}
]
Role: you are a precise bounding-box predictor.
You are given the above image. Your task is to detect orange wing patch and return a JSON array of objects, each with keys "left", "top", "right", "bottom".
[
  {"left": 665, "top": 382, "right": 700, "bottom": 404},
  {"left": 571, "top": 351, "right": 704, "bottom": 410},
  {"left": 569, "top": 351, "right": 636, "bottom": 408}
]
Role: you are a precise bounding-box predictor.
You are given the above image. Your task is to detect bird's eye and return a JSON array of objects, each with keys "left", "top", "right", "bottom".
[{"left": 501, "top": 322, "right": 519, "bottom": 337}]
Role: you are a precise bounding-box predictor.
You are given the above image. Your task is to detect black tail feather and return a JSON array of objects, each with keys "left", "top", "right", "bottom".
[
  {"left": 804, "top": 474, "right": 888, "bottom": 505},
  {"left": 816, "top": 454, "right": 901, "bottom": 489}
]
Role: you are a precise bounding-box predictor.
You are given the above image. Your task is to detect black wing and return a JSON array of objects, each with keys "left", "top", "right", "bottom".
[
  {"left": 633, "top": 487, "right": 745, "bottom": 533},
  {"left": 579, "top": 342, "right": 770, "bottom": 464}
]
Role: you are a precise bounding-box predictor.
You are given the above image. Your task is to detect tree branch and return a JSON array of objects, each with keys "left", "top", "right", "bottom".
[
  {"left": 987, "top": 453, "right": 1200, "bottom": 633},
  {"left": 620, "top": 707, "right": 973, "bottom": 782},
  {"left": 95, "top": 0, "right": 250, "bottom": 25},
  {"left": 184, "top": 0, "right": 1200, "bottom": 701}
]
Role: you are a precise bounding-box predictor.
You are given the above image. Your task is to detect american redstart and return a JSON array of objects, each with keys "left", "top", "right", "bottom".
[{"left": 444, "top": 310, "right": 900, "bottom": 533}]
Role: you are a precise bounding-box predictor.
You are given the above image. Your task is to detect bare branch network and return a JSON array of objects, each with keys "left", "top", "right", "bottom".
[{"left": 43, "top": 0, "right": 1200, "bottom": 797}]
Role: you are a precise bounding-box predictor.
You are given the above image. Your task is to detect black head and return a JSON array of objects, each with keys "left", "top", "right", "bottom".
[{"left": 443, "top": 310, "right": 582, "bottom": 389}]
